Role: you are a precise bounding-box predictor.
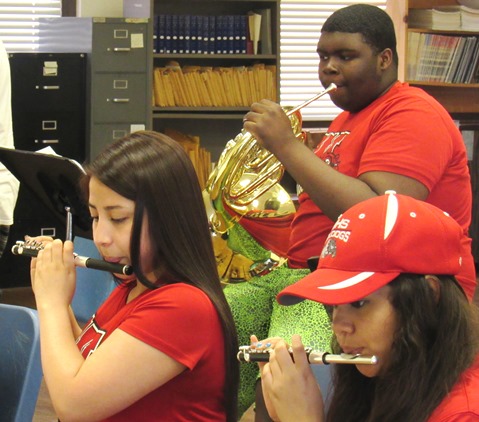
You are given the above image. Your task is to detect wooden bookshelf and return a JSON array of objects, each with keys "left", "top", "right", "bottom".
[
  {"left": 149, "top": 0, "right": 280, "bottom": 163},
  {"left": 391, "top": 1, "right": 479, "bottom": 262},
  {"left": 403, "top": 0, "right": 479, "bottom": 114},
  {"left": 402, "top": 0, "right": 479, "bottom": 265},
  {"left": 412, "top": 83, "right": 479, "bottom": 114},
  {"left": 408, "top": 0, "right": 458, "bottom": 8}
]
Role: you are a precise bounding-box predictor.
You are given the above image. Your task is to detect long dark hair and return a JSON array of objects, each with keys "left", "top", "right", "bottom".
[
  {"left": 82, "top": 131, "right": 239, "bottom": 421},
  {"left": 327, "top": 274, "right": 479, "bottom": 422}
]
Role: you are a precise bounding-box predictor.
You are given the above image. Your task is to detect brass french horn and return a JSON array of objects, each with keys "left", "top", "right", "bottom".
[{"left": 203, "top": 84, "right": 337, "bottom": 283}]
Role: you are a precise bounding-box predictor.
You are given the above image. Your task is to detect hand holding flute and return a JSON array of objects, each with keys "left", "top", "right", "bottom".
[
  {"left": 24, "top": 238, "right": 131, "bottom": 313},
  {"left": 250, "top": 334, "right": 377, "bottom": 420},
  {"left": 29, "top": 238, "right": 80, "bottom": 311},
  {"left": 13, "top": 240, "right": 133, "bottom": 275},
  {"left": 254, "top": 334, "right": 327, "bottom": 422}
]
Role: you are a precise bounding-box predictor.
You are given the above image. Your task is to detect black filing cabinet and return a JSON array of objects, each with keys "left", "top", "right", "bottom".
[
  {"left": 9, "top": 53, "right": 87, "bottom": 161},
  {"left": 0, "top": 53, "right": 87, "bottom": 288}
]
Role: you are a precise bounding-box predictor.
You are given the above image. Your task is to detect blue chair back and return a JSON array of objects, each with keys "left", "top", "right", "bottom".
[
  {"left": 0, "top": 303, "right": 42, "bottom": 422},
  {"left": 311, "top": 362, "right": 333, "bottom": 413},
  {"left": 72, "top": 237, "right": 116, "bottom": 325}
]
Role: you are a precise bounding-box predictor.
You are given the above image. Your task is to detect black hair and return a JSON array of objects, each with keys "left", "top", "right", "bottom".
[
  {"left": 327, "top": 274, "right": 479, "bottom": 422},
  {"left": 322, "top": 4, "right": 398, "bottom": 65},
  {"left": 81, "top": 131, "right": 239, "bottom": 421}
]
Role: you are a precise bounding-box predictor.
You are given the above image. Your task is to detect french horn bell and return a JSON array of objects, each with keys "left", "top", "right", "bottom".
[{"left": 204, "top": 84, "right": 337, "bottom": 281}]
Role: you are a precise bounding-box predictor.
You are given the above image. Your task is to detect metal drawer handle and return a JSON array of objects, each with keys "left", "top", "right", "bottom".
[
  {"left": 36, "top": 85, "right": 60, "bottom": 90},
  {"left": 112, "top": 47, "right": 131, "bottom": 52},
  {"left": 111, "top": 98, "right": 130, "bottom": 103},
  {"left": 35, "top": 139, "right": 59, "bottom": 144}
]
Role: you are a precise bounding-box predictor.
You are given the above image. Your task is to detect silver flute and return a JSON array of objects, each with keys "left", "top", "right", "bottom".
[
  {"left": 237, "top": 345, "right": 378, "bottom": 365},
  {"left": 12, "top": 240, "right": 133, "bottom": 275}
]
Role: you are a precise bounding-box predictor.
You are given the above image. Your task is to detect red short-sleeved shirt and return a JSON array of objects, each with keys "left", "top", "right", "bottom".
[
  {"left": 288, "top": 82, "right": 475, "bottom": 299},
  {"left": 76, "top": 281, "right": 227, "bottom": 421},
  {"left": 427, "top": 355, "right": 479, "bottom": 421}
]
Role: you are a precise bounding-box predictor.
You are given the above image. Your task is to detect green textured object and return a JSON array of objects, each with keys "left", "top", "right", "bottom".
[
  {"left": 226, "top": 221, "right": 270, "bottom": 262},
  {"left": 224, "top": 266, "right": 332, "bottom": 417}
]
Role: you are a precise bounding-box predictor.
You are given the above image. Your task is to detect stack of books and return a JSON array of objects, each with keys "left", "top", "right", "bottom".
[
  {"left": 163, "top": 128, "right": 212, "bottom": 190},
  {"left": 409, "top": 7, "right": 461, "bottom": 30},
  {"left": 153, "top": 62, "right": 277, "bottom": 107},
  {"left": 408, "top": 5, "right": 479, "bottom": 31},
  {"left": 407, "top": 32, "right": 479, "bottom": 83},
  {"left": 461, "top": 5, "right": 479, "bottom": 31},
  {"left": 153, "top": 9, "right": 272, "bottom": 55}
]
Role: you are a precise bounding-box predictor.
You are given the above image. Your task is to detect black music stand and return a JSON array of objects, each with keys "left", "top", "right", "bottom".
[{"left": 0, "top": 147, "right": 92, "bottom": 239}]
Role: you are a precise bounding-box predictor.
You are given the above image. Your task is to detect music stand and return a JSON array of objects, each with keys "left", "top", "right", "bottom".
[{"left": 0, "top": 147, "right": 92, "bottom": 239}]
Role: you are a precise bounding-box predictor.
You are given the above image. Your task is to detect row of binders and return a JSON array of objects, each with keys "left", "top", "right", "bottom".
[
  {"left": 408, "top": 5, "right": 479, "bottom": 32},
  {"left": 153, "top": 62, "right": 277, "bottom": 108},
  {"left": 407, "top": 32, "right": 479, "bottom": 84},
  {"left": 153, "top": 10, "right": 272, "bottom": 55},
  {"left": 163, "top": 128, "right": 212, "bottom": 190}
]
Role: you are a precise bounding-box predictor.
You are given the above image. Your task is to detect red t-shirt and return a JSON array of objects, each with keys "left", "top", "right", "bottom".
[
  {"left": 427, "top": 355, "right": 479, "bottom": 421},
  {"left": 288, "top": 82, "right": 476, "bottom": 299},
  {"left": 76, "top": 281, "right": 227, "bottom": 421}
]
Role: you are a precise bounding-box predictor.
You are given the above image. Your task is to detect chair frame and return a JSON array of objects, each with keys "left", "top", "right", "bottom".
[{"left": 0, "top": 303, "right": 42, "bottom": 422}]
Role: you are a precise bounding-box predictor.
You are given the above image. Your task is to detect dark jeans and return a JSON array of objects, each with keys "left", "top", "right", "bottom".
[{"left": 0, "top": 225, "right": 10, "bottom": 259}]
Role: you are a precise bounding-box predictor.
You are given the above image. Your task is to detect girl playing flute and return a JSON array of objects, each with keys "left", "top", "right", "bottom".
[
  {"left": 30, "top": 131, "right": 239, "bottom": 421},
  {"left": 254, "top": 191, "right": 479, "bottom": 422}
]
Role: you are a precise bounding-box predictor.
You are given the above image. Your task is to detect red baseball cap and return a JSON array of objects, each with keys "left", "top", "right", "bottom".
[{"left": 277, "top": 191, "right": 464, "bottom": 306}]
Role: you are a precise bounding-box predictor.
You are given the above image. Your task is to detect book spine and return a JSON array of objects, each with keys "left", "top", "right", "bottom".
[
  {"left": 259, "top": 9, "right": 272, "bottom": 54},
  {"left": 221, "top": 15, "right": 228, "bottom": 54},
  {"left": 157, "top": 14, "right": 166, "bottom": 54},
  {"left": 446, "top": 37, "right": 466, "bottom": 83},
  {"left": 196, "top": 15, "right": 204, "bottom": 54},
  {"left": 177, "top": 14, "right": 185, "bottom": 54},
  {"left": 239, "top": 14, "right": 247, "bottom": 54},
  {"left": 184, "top": 15, "right": 191, "bottom": 54},
  {"left": 233, "top": 15, "right": 240, "bottom": 54},
  {"left": 208, "top": 15, "right": 216, "bottom": 54},
  {"left": 171, "top": 14, "right": 179, "bottom": 54},
  {"left": 164, "top": 14, "right": 172, "bottom": 54},
  {"left": 202, "top": 15, "right": 209, "bottom": 55},
  {"left": 464, "top": 38, "right": 479, "bottom": 83},
  {"left": 190, "top": 15, "right": 198, "bottom": 54},
  {"left": 152, "top": 15, "right": 159, "bottom": 53},
  {"left": 216, "top": 15, "right": 224, "bottom": 54},
  {"left": 227, "top": 15, "right": 235, "bottom": 54}
]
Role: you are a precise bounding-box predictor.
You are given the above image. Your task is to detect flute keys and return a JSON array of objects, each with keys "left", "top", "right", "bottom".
[{"left": 19, "top": 239, "right": 44, "bottom": 250}]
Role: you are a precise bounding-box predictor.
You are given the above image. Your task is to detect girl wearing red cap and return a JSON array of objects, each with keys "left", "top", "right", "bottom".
[{"left": 254, "top": 193, "right": 479, "bottom": 421}]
